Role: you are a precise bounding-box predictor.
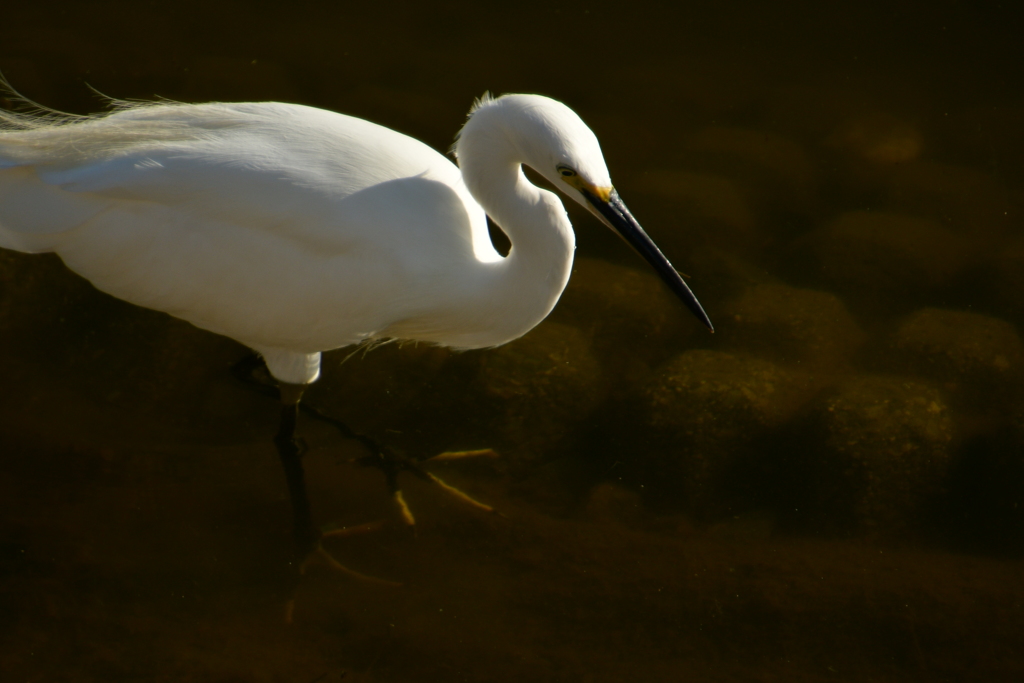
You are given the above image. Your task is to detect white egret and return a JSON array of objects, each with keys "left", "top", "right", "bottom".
[{"left": 0, "top": 89, "right": 712, "bottom": 564}]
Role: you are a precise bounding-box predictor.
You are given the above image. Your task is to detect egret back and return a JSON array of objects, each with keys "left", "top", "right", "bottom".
[{"left": 0, "top": 102, "right": 506, "bottom": 353}]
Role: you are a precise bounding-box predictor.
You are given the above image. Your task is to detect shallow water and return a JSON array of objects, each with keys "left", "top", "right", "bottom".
[{"left": 2, "top": 1, "right": 1023, "bottom": 681}]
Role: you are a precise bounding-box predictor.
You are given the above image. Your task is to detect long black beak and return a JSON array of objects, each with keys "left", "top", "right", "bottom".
[{"left": 582, "top": 188, "right": 713, "bottom": 332}]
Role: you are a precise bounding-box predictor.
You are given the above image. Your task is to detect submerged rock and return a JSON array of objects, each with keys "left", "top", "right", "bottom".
[
  {"left": 681, "top": 243, "right": 774, "bottom": 302},
  {"left": 723, "top": 282, "right": 864, "bottom": 370},
  {"left": 584, "top": 482, "right": 645, "bottom": 527},
  {"left": 474, "top": 322, "right": 606, "bottom": 470},
  {"left": 826, "top": 112, "right": 923, "bottom": 165},
  {"left": 639, "top": 350, "right": 817, "bottom": 518},
  {"left": 550, "top": 256, "right": 698, "bottom": 377},
  {"left": 891, "top": 308, "right": 1024, "bottom": 406},
  {"left": 807, "top": 375, "right": 953, "bottom": 536},
  {"left": 316, "top": 322, "right": 605, "bottom": 476}
]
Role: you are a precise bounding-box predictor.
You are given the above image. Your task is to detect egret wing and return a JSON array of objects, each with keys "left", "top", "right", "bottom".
[{"left": 0, "top": 101, "right": 491, "bottom": 351}]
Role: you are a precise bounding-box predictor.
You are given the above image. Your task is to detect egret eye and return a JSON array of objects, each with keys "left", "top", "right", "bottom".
[{"left": 557, "top": 166, "right": 576, "bottom": 178}]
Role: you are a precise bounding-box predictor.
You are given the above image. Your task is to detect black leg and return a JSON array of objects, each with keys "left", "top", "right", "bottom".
[
  {"left": 298, "top": 402, "right": 433, "bottom": 489},
  {"left": 234, "top": 353, "right": 497, "bottom": 534},
  {"left": 274, "top": 394, "right": 320, "bottom": 558},
  {"left": 233, "top": 353, "right": 427, "bottom": 490}
]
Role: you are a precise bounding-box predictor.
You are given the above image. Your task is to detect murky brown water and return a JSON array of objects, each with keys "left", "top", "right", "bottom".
[{"left": 2, "top": 1, "right": 1023, "bottom": 681}]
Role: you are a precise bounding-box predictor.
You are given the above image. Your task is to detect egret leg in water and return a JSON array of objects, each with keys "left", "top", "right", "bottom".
[
  {"left": 232, "top": 353, "right": 498, "bottom": 532},
  {"left": 0, "top": 87, "right": 713, "bottom": 601}
]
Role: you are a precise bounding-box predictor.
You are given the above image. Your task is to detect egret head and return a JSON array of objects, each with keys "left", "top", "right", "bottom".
[
  {"left": 462, "top": 93, "right": 613, "bottom": 210},
  {"left": 458, "top": 93, "right": 713, "bottom": 332}
]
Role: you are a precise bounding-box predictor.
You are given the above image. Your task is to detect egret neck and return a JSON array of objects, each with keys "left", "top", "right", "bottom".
[{"left": 455, "top": 132, "right": 576, "bottom": 348}]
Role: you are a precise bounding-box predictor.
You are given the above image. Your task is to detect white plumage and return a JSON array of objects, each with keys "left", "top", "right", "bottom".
[{"left": 0, "top": 92, "right": 710, "bottom": 385}]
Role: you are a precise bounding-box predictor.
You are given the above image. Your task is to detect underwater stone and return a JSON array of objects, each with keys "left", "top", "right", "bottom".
[
  {"left": 316, "top": 322, "right": 603, "bottom": 477},
  {"left": 724, "top": 282, "right": 865, "bottom": 369},
  {"left": 473, "top": 322, "right": 605, "bottom": 471},
  {"left": 584, "top": 482, "right": 645, "bottom": 527},
  {"left": 684, "top": 244, "right": 777, "bottom": 303},
  {"left": 825, "top": 112, "right": 923, "bottom": 164},
  {"left": 891, "top": 308, "right": 1024, "bottom": 404},
  {"left": 550, "top": 256, "right": 696, "bottom": 374},
  {"left": 640, "top": 350, "right": 816, "bottom": 519},
  {"left": 809, "top": 375, "right": 953, "bottom": 536}
]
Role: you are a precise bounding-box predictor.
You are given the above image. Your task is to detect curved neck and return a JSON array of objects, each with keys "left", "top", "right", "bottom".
[{"left": 456, "top": 134, "right": 576, "bottom": 344}]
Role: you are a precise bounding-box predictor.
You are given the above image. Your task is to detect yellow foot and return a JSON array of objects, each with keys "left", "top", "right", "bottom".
[
  {"left": 388, "top": 448, "right": 502, "bottom": 526},
  {"left": 427, "top": 448, "right": 500, "bottom": 462}
]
